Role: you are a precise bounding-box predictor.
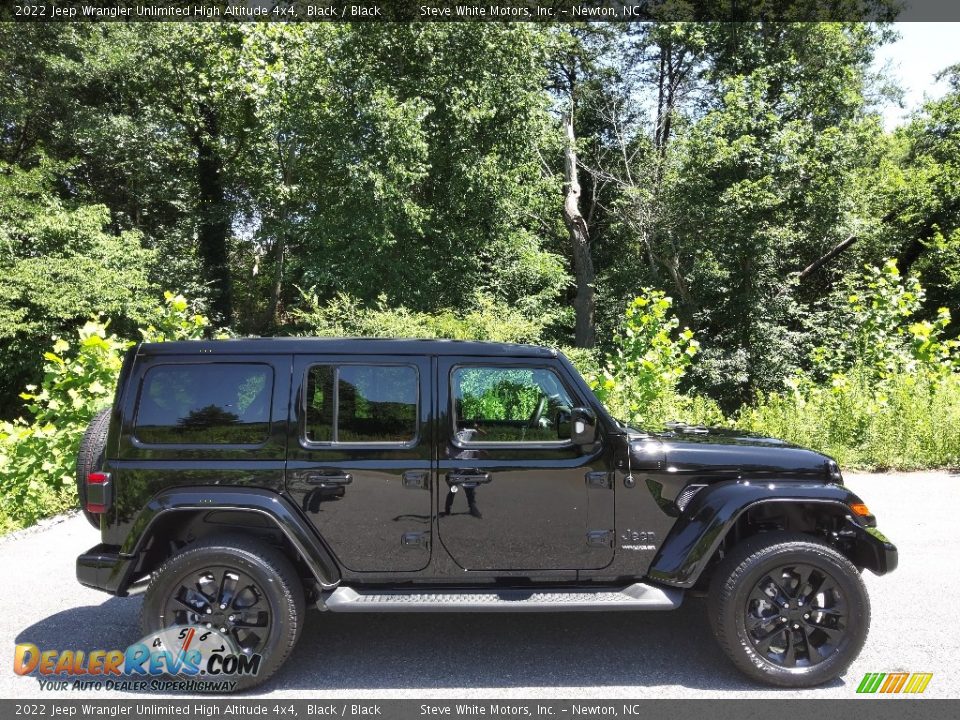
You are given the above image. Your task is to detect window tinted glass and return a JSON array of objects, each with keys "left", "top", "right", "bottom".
[
  {"left": 305, "top": 365, "right": 334, "bottom": 443},
  {"left": 305, "top": 365, "right": 418, "bottom": 444},
  {"left": 452, "top": 367, "right": 574, "bottom": 443},
  {"left": 135, "top": 364, "right": 272, "bottom": 445}
]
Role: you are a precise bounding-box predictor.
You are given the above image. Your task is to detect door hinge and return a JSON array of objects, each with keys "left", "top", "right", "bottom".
[
  {"left": 402, "top": 470, "right": 429, "bottom": 490},
  {"left": 401, "top": 531, "right": 430, "bottom": 549},
  {"left": 585, "top": 471, "right": 613, "bottom": 489},
  {"left": 586, "top": 529, "right": 614, "bottom": 548}
]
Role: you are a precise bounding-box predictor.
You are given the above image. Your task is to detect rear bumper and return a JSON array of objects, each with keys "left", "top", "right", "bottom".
[
  {"left": 77, "top": 544, "right": 135, "bottom": 595},
  {"left": 854, "top": 526, "right": 898, "bottom": 576}
]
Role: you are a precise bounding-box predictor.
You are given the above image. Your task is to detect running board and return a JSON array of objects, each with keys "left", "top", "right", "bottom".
[{"left": 322, "top": 583, "right": 683, "bottom": 612}]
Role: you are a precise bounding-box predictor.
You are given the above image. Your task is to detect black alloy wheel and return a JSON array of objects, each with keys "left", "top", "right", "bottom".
[
  {"left": 141, "top": 534, "right": 305, "bottom": 690},
  {"left": 744, "top": 562, "right": 848, "bottom": 668},
  {"left": 709, "top": 532, "right": 869, "bottom": 687},
  {"left": 162, "top": 564, "right": 272, "bottom": 655}
]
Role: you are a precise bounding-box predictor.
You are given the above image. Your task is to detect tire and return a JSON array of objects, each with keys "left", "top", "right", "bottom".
[
  {"left": 140, "top": 534, "right": 305, "bottom": 691},
  {"left": 75, "top": 407, "right": 111, "bottom": 529},
  {"left": 708, "top": 531, "right": 869, "bottom": 687}
]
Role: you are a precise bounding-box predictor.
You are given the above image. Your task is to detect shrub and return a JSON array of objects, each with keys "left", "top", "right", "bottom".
[
  {"left": 738, "top": 260, "right": 960, "bottom": 469},
  {"left": 587, "top": 290, "right": 722, "bottom": 428},
  {"left": 0, "top": 293, "right": 214, "bottom": 532},
  {"left": 738, "top": 370, "right": 960, "bottom": 469},
  {"left": 0, "top": 322, "right": 128, "bottom": 532},
  {"left": 811, "top": 258, "right": 958, "bottom": 381},
  {"left": 291, "top": 289, "right": 548, "bottom": 344}
]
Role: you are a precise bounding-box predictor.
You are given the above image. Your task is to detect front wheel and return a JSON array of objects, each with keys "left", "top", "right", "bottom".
[
  {"left": 140, "top": 535, "right": 305, "bottom": 691},
  {"left": 708, "top": 532, "right": 869, "bottom": 687}
]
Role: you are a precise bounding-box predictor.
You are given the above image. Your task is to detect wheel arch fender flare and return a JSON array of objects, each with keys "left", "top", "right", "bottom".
[
  {"left": 646, "top": 481, "right": 890, "bottom": 588},
  {"left": 119, "top": 486, "right": 341, "bottom": 593}
]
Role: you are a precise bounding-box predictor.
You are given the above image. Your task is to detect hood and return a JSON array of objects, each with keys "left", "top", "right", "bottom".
[{"left": 623, "top": 423, "right": 839, "bottom": 482}]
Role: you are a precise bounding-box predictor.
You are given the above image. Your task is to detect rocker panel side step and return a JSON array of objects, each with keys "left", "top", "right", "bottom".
[{"left": 322, "top": 583, "right": 683, "bottom": 612}]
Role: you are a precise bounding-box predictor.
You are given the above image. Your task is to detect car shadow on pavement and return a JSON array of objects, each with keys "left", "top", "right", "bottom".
[
  {"left": 14, "top": 596, "right": 144, "bottom": 694},
  {"left": 15, "top": 596, "right": 844, "bottom": 695},
  {"left": 16, "top": 596, "right": 142, "bottom": 652},
  {"left": 271, "top": 598, "right": 844, "bottom": 694}
]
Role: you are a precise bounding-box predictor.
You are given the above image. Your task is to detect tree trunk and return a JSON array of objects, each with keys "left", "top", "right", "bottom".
[
  {"left": 562, "top": 104, "right": 595, "bottom": 348},
  {"left": 192, "top": 103, "right": 233, "bottom": 324},
  {"left": 271, "top": 232, "right": 285, "bottom": 325}
]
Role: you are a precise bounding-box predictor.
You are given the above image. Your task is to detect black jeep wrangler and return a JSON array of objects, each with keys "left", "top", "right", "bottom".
[{"left": 76, "top": 338, "right": 896, "bottom": 689}]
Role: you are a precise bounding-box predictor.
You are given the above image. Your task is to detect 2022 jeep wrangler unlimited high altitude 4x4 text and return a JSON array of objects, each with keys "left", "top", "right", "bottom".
[{"left": 75, "top": 338, "right": 897, "bottom": 689}]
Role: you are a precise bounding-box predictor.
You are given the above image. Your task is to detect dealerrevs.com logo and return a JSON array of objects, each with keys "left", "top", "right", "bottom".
[
  {"left": 14, "top": 626, "right": 261, "bottom": 693},
  {"left": 856, "top": 672, "right": 934, "bottom": 694}
]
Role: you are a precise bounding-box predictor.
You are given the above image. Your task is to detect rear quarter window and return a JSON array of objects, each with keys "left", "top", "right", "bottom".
[
  {"left": 134, "top": 363, "right": 273, "bottom": 445},
  {"left": 304, "top": 364, "right": 418, "bottom": 445}
]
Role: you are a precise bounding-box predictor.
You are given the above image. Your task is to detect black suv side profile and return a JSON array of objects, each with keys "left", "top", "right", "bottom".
[{"left": 76, "top": 338, "right": 897, "bottom": 689}]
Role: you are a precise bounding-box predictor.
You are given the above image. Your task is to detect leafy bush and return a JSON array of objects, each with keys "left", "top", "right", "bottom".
[
  {"left": 0, "top": 322, "right": 128, "bottom": 532},
  {"left": 291, "top": 289, "right": 548, "bottom": 344},
  {"left": 738, "top": 260, "right": 960, "bottom": 469},
  {"left": 811, "top": 258, "right": 958, "bottom": 380},
  {"left": 0, "top": 293, "right": 214, "bottom": 532},
  {"left": 588, "top": 291, "right": 721, "bottom": 427},
  {"left": 574, "top": 289, "right": 723, "bottom": 428},
  {"left": 738, "top": 370, "right": 960, "bottom": 469},
  {"left": 0, "top": 160, "right": 160, "bottom": 420}
]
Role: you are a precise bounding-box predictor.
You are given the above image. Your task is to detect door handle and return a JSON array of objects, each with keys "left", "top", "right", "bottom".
[
  {"left": 446, "top": 472, "right": 491, "bottom": 486},
  {"left": 305, "top": 472, "right": 353, "bottom": 487}
]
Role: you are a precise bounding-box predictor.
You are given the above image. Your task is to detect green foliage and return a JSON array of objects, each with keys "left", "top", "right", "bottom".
[
  {"left": 0, "top": 322, "right": 127, "bottom": 532},
  {"left": 0, "top": 159, "right": 158, "bottom": 418},
  {"left": 0, "top": 294, "right": 215, "bottom": 532},
  {"left": 738, "top": 370, "right": 960, "bottom": 470},
  {"left": 459, "top": 378, "right": 540, "bottom": 423},
  {"left": 589, "top": 290, "right": 719, "bottom": 427},
  {"left": 739, "top": 261, "right": 960, "bottom": 469},
  {"left": 560, "top": 346, "right": 601, "bottom": 378},
  {"left": 291, "top": 289, "right": 548, "bottom": 344},
  {"left": 138, "top": 291, "right": 217, "bottom": 343},
  {"left": 812, "top": 258, "right": 958, "bottom": 379}
]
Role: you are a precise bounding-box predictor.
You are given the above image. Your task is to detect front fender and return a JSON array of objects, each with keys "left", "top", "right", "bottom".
[{"left": 646, "top": 481, "right": 896, "bottom": 587}]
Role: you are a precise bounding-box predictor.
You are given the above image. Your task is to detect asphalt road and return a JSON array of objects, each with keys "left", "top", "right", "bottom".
[{"left": 1, "top": 471, "right": 957, "bottom": 699}]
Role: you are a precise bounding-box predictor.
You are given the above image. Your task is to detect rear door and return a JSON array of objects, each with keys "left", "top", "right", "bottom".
[
  {"left": 286, "top": 355, "right": 433, "bottom": 572},
  {"left": 436, "top": 357, "right": 614, "bottom": 572}
]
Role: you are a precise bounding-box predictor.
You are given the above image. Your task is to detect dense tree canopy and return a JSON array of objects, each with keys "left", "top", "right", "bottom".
[{"left": 1, "top": 21, "right": 959, "bottom": 417}]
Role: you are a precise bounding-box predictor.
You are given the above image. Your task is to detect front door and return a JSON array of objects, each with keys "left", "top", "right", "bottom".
[
  {"left": 436, "top": 358, "right": 614, "bottom": 572},
  {"left": 287, "top": 356, "right": 432, "bottom": 572}
]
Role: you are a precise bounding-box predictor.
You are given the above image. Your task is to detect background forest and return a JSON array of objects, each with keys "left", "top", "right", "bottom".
[{"left": 2, "top": 22, "right": 960, "bottom": 531}]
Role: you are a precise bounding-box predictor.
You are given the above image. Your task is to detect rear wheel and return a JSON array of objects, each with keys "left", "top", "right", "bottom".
[
  {"left": 708, "top": 532, "right": 869, "bottom": 687},
  {"left": 140, "top": 535, "right": 305, "bottom": 691},
  {"left": 75, "top": 407, "right": 110, "bottom": 529}
]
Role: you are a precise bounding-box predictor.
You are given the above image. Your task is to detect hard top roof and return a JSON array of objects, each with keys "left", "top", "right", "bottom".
[{"left": 137, "top": 337, "right": 559, "bottom": 358}]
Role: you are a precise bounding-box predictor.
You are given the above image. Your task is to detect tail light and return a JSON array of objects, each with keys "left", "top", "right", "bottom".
[{"left": 86, "top": 472, "right": 112, "bottom": 514}]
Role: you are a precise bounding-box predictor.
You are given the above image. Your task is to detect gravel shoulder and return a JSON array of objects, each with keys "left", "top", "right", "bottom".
[{"left": 1, "top": 472, "right": 957, "bottom": 699}]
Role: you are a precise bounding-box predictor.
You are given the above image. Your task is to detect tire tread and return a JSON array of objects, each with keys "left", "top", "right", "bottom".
[{"left": 75, "top": 407, "right": 111, "bottom": 529}]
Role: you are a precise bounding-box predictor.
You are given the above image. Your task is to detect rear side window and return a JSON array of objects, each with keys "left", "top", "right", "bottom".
[
  {"left": 134, "top": 363, "right": 273, "bottom": 445},
  {"left": 305, "top": 364, "right": 418, "bottom": 444}
]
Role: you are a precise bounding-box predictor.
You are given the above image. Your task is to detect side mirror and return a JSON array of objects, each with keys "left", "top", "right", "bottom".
[{"left": 570, "top": 407, "right": 597, "bottom": 445}]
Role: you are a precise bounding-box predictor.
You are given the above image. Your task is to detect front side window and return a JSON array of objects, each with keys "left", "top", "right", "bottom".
[
  {"left": 305, "top": 364, "right": 418, "bottom": 444},
  {"left": 452, "top": 366, "right": 574, "bottom": 443},
  {"left": 135, "top": 363, "right": 273, "bottom": 445}
]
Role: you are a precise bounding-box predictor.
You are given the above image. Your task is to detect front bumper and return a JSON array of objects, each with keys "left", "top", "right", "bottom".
[
  {"left": 853, "top": 526, "right": 898, "bottom": 575},
  {"left": 77, "top": 544, "right": 135, "bottom": 595}
]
